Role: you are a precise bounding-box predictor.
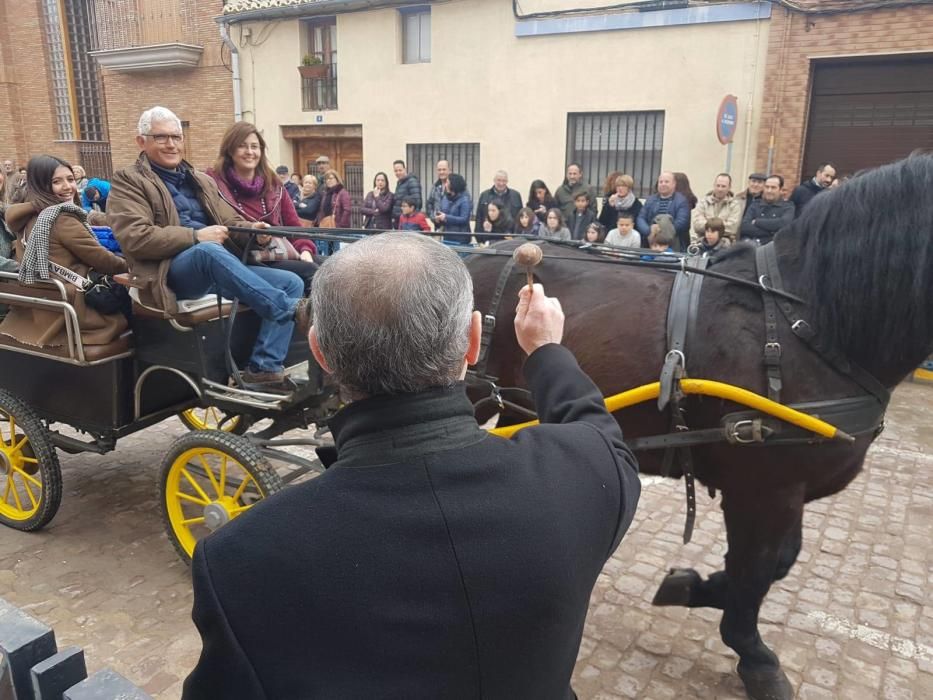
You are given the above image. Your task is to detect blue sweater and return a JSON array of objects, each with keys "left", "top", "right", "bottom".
[
  {"left": 152, "top": 164, "right": 211, "bottom": 230},
  {"left": 636, "top": 192, "right": 691, "bottom": 243}
]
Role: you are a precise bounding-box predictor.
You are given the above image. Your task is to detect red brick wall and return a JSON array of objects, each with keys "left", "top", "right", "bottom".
[
  {"left": 755, "top": 4, "right": 933, "bottom": 188},
  {"left": 102, "top": 1, "right": 235, "bottom": 172}
]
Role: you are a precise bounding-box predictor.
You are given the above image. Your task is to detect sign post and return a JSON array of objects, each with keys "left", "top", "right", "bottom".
[{"left": 716, "top": 94, "right": 739, "bottom": 174}]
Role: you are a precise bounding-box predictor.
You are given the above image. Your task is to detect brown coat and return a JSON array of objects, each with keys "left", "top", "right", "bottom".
[
  {"left": 0, "top": 203, "right": 128, "bottom": 348},
  {"left": 107, "top": 154, "right": 249, "bottom": 313}
]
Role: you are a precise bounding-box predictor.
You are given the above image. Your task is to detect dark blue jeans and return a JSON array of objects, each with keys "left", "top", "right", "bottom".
[{"left": 167, "top": 243, "right": 303, "bottom": 373}]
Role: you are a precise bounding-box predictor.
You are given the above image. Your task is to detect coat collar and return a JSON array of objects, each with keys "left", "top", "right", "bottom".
[{"left": 320, "top": 383, "right": 486, "bottom": 468}]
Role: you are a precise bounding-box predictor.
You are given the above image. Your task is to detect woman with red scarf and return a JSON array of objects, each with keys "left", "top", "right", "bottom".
[{"left": 208, "top": 122, "right": 317, "bottom": 293}]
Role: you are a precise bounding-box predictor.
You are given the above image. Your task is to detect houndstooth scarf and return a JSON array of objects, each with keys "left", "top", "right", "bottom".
[{"left": 19, "top": 203, "right": 92, "bottom": 286}]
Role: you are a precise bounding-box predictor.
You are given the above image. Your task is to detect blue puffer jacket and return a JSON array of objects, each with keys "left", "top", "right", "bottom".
[
  {"left": 439, "top": 191, "right": 473, "bottom": 240},
  {"left": 151, "top": 164, "right": 211, "bottom": 230},
  {"left": 81, "top": 178, "right": 112, "bottom": 211}
]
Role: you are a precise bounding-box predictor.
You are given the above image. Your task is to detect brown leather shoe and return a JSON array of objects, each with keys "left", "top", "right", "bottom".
[
  {"left": 293, "top": 297, "right": 313, "bottom": 338},
  {"left": 240, "top": 368, "right": 286, "bottom": 386}
]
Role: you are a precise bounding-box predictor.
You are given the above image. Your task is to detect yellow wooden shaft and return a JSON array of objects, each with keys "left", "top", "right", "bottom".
[{"left": 488, "top": 378, "right": 843, "bottom": 440}]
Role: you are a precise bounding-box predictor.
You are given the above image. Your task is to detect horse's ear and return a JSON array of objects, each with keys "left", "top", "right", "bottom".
[{"left": 465, "top": 311, "right": 482, "bottom": 366}]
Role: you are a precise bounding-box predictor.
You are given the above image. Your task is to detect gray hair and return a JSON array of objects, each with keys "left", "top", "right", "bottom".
[
  {"left": 494, "top": 169, "right": 508, "bottom": 181},
  {"left": 311, "top": 233, "right": 474, "bottom": 397},
  {"left": 137, "top": 106, "right": 182, "bottom": 136}
]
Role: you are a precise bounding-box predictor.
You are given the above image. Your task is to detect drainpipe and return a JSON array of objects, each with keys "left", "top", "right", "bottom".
[{"left": 219, "top": 23, "right": 243, "bottom": 122}]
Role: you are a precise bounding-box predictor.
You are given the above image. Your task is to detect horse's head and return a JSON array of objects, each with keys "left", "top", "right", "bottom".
[{"left": 788, "top": 153, "right": 933, "bottom": 387}]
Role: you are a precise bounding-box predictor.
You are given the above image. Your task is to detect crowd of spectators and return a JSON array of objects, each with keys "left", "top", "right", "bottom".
[{"left": 268, "top": 155, "right": 840, "bottom": 253}]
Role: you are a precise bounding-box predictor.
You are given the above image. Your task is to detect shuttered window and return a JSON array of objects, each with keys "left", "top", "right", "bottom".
[{"left": 401, "top": 7, "right": 430, "bottom": 64}]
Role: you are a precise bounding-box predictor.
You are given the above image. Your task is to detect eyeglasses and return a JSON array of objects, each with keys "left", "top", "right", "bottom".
[{"left": 144, "top": 133, "right": 184, "bottom": 145}]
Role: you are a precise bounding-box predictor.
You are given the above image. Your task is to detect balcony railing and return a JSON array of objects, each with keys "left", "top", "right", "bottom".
[
  {"left": 302, "top": 63, "right": 338, "bottom": 112},
  {"left": 92, "top": 0, "right": 198, "bottom": 50},
  {"left": 90, "top": 0, "right": 203, "bottom": 72}
]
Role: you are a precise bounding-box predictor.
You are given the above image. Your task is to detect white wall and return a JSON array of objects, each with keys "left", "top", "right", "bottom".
[{"left": 235, "top": 0, "right": 769, "bottom": 197}]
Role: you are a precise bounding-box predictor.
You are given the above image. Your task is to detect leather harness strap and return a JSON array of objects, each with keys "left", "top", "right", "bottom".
[
  {"left": 471, "top": 256, "right": 517, "bottom": 383},
  {"left": 756, "top": 245, "right": 784, "bottom": 402},
  {"left": 758, "top": 243, "right": 890, "bottom": 406}
]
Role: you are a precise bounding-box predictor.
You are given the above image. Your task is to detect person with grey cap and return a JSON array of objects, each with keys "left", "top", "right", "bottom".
[
  {"left": 276, "top": 165, "right": 300, "bottom": 205},
  {"left": 315, "top": 154, "right": 331, "bottom": 179},
  {"left": 736, "top": 172, "right": 767, "bottom": 216}
]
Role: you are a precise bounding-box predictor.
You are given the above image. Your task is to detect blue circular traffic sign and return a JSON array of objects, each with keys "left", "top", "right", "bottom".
[{"left": 717, "top": 95, "right": 739, "bottom": 145}]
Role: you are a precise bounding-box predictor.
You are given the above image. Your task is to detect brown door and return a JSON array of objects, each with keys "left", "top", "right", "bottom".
[
  {"left": 295, "top": 138, "right": 362, "bottom": 182},
  {"left": 802, "top": 56, "right": 933, "bottom": 179}
]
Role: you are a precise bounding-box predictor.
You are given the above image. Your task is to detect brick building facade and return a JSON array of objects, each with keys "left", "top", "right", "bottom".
[
  {"left": 0, "top": 0, "right": 234, "bottom": 178},
  {"left": 755, "top": 0, "right": 933, "bottom": 187}
]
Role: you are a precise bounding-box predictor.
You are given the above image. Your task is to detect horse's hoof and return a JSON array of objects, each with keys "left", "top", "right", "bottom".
[
  {"left": 737, "top": 663, "right": 794, "bottom": 700},
  {"left": 651, "top": 568, "right": 701, "bottom": 606}
]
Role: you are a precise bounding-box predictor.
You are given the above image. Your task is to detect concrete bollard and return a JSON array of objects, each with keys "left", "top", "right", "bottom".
[
  {"left": 0, "top": 597, "right": 57, "bottom": 700},
  {"left": 63, "top": 670, "right": 153, "bottom": 700},
  {"left": 31, "top": 647, "right": 87, "bottom": 700}
]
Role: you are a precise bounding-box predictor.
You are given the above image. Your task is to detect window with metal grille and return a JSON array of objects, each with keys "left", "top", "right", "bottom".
[
  {"left": 405, "top": 143, "right": 480, "bottom": 208},
  {"left": 63, "top": 0, "right": 106, "bottom": 141},
  {"left": 566, "top": 111, "right": 665, "bottom": 199},
  {"left": 41, "top": 0, "right": 75, "bottom": 140},
  {"left": 41, "top": 0, "right": 106, "bottom": 142},
  {"left": 400, "top": 7, "right": 430, "bottom": 64}
]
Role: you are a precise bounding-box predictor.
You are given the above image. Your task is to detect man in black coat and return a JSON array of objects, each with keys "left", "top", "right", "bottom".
[
  {"left": 740, "top": 174, "right": 795, "bottom": 245},
  {"left": 183, "top": 232, "right": 641, "bottom": 700},
  {"left": 789, "top": 162, "right": 836, "bottom": 218},
  {"left": 391, "top": 159, "right": 423, "bottom": 226},
  {"left": 475, "top": 170, "right": 523, "bottom": 232}
]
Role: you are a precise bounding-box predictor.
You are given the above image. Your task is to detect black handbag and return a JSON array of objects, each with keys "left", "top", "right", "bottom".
[{"left": 83, "top": 271, "right": 132, "bottom": 317}]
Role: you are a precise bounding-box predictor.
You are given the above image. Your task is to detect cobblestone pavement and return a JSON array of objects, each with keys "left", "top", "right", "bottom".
[{"left": 1, "top": 381, "right": 931, "bottom": 698}]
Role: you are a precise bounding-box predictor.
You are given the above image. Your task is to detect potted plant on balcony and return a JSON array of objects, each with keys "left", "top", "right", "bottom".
[{"left": 298, "top": 54, "right": 328, "bottom": 79}]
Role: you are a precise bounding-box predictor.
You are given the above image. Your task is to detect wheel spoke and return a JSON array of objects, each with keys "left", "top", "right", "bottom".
[
  {"left": 180, "top": 516, "right": 206, "bottom": 526},
  {"left": 7, "top": 416, "right": 15, "bottom": 446},
  {"left": 218, "top": 457, "right": 227, "bottom": 494},
  {"left": 198, "top": 455, "right": 222, "bottom": 498},
  {"left": 180, "top": 467, "right": 212, "bottom": 504},
  {"left": 20, "top": 474, "right": 38, "bottom": 508},
  {"left": 227, "top": 504, "right": 252, "bottom": 516},
  {"left": 1, "top": 476, "right": 12, "bottom": 505},
  {"left": 231, "top": 471, "right": 256, "bottom": 502},
  {"left": 15, "top": 468, "right": 41, "bottom": 488},
  {"left": 176, "top": 491, "right": 210, "bottom": 506},
  {"left": 9, "top": 474, "right": 23, "bottom": 511},
  {"left": 209, "top": 407, "right": 220, "bottom": 426},
  {"left": 20, "top": 457, "right": 38, "bottom": 464},
  {"left": 11, "top": 435, "right": 28, "bottom": 452}
]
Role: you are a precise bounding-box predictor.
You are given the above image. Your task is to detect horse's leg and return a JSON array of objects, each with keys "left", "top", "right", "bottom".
[
  {"left": 719, "top": 485, "right": 804, "bottom": 700},
  {"left": 653, "top": 508, "right": 804, "bottom": 610}
]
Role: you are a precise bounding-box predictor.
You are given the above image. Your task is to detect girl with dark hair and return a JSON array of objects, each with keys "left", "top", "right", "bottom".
[
  {"left": 540, "top": 208, "right": 571, "bottom": 241},
  {"left": 583, "top": 222, "right": 606, "bottom": 244},
  {"left": 318, "top": 169, "right": 352, "bottom": 228},
  {"left": 674, "top": 171, "right": 698, "bottom": 210},
  {"left": 513, "top": 207, "right": 544, "bottom": 236},
  {"left": 436, "top": 173, "right": 472, "bottom": 244},
  {"left": 0, "top": 155, "right": 128, "bottom": 348},
  {"left": 526, "top": 180, "right": 556, "bottom": 223},
  {"left": 361, "top": 172, "right": 394, "bottom": 229},
  {"left": 479, "top": 199, "right": 512, "bottom": 240},
  {"left": 208, "top": 121, "right": 317, "bottom": 293}
]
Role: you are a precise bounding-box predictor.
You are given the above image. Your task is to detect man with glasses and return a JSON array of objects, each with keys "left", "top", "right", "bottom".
[{"left": 108, "top": 106, "right": 310, "bottom": 389}]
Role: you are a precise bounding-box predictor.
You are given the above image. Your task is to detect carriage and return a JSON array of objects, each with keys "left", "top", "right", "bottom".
[{"left": 0, "top": 268, "right": 339, "bottom": 561}]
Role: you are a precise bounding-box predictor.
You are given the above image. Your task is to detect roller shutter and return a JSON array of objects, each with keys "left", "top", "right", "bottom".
[{"left": 802, "top": 56, "right": 933, "bottom": 178}]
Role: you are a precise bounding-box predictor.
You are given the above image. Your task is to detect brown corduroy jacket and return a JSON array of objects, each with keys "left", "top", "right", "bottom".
[{"left": 108, "top": 154, "right": 249, "bottom": 313}]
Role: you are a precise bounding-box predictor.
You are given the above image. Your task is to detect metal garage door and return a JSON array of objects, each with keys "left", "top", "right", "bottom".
[{"left": 802, "top": 56, "right": 933, "bottom": 178}]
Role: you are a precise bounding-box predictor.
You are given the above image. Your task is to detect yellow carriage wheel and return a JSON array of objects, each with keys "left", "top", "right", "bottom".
[
  {"left": 178, "top": 406, "right": 246, "bottom": 434},
  {"left": 0, "top": 389, "right": 62, "bottom": 531},
  {"left": 159, "top": 431, "right": 284, "bottom": 562}
]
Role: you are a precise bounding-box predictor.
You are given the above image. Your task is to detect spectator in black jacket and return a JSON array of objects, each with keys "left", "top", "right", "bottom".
[
  {"left": 597, "top": 173, "right": 643, "bottom": 231},
  {"left": 568, "top": 191, "right": 597, "bottom": 240},
  {"left": 790, "top": 162, "right": 836, "bottom": 218},
  {"left": 391, "top": 159, "right": 422, "bottom": 226},
  {"left": 477, "top": 198, "right": 512, "bottom": 239},
  {"left": 475, "top": 170, "right": 523, "bottom": 232},
  {"left": 740, "top": 175, "right": 795, "bottom": 245},
  {"left": 527, "top": 179, "right": 557, "bottom": 224},
  {"left": 276, "top": 165, "right": 300, "bottom": 205},
  {"left": 182, "top": 232, "right": 641, "bottom": 700},
  {"left": 735, "top": 172, "right": 766, "bottom": 216}
]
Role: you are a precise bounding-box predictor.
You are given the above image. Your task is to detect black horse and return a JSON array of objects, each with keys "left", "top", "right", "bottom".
[{"left": 465, "top": 154, "right": 933, "bottom": 699}]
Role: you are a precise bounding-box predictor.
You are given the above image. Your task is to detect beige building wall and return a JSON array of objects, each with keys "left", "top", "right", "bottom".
[{"left": 234, "top": 0, "right": 770, "bottom": 197}]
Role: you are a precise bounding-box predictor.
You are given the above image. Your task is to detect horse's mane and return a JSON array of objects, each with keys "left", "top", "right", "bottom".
[{"left": 789, "top": 153, "right": 933, "bottom": 375}]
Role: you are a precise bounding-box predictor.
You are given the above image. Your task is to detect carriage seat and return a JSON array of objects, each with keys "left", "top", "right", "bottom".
[
  {"left": 0, "top": 330, "right": 133, "bottom": 364},
  {"left": 0, "top": 272, "right": 134, "bottom": 364},
  {"left": 114, "top": 274, "right": 249, "bottom": 327}
]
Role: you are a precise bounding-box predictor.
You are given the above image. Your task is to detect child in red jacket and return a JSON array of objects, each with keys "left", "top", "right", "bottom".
[{"left": 397, "top": 198, "right": 431, "bottom": 232}]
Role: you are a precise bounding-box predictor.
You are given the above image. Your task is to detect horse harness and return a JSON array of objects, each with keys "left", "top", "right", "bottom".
[{"left": 468, "top": 242, "right": 890, "bottom": 544}]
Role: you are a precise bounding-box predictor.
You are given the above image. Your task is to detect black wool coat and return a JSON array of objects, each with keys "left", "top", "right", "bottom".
[{"left": 183, "top": 344, "right": 641, "bottom": 700}]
